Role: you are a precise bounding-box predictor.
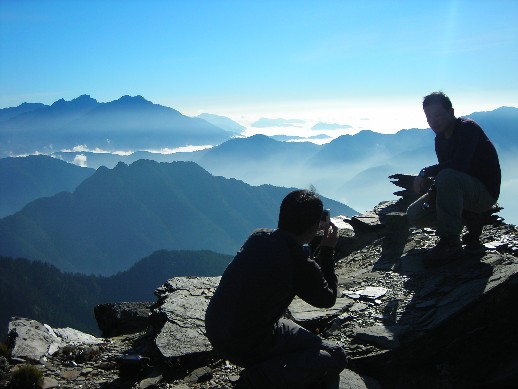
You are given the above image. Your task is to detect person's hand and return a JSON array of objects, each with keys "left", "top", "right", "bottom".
[
  {"left": 413, "top": 175, "right": 427, "bottom": 194},
  {"left": 320, "top": 222, "right": 338, "bottom": 249}
]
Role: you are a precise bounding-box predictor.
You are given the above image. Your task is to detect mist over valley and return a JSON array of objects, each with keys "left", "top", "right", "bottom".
[{"left": 1, "top": 95, "right": 517, "bottom": 227}]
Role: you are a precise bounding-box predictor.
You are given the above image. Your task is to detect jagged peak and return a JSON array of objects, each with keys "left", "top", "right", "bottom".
[
  {"left": 112, "top": 95, "right": 151, "bottom": 105},
  {"left": 50, "top": 95, "right": 98, "bottom": 108}
]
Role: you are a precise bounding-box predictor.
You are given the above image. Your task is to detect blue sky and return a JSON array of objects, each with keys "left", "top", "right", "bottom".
[{"left": 1, "top": 0, "right": 517, "bottom": 136}]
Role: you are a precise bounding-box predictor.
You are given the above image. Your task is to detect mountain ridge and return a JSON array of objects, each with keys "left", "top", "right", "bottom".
[
  {"left": 0, "top": 159, "right": 356, "bottom": 275},
  {"left": 0, "top": 155, "right": 95, "bottom": 218},
  {"left": 0, "top": 95, "right": 235, "bottom": 156}
]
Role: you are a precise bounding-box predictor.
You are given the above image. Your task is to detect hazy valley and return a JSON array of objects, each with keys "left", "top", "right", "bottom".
[{"left": 2, "top": 95, "right": 516, "bottom": 223}]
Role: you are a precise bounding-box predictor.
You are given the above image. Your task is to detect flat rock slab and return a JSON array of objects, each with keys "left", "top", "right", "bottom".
[
  {"left": 151, "top": 277, "right": 220, "bottom": 359},
  {"left": 355, "top": 286, "right": 388, "bottom": 300},
  {"left": 288, "top": 297, "right": 354, "bottom": 329}
]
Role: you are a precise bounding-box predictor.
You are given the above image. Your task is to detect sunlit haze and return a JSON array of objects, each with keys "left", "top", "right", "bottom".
[{"left": 1, "top": 1, "right": 517, "bottom": 138}]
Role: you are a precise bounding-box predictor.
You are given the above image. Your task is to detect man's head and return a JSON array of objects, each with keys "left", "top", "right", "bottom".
[
  {"left": 422, "top": 91, "right": 456, "bottom": 136},
  {"left": 278, "top": 189, "right": 323, "bottom": 238}
]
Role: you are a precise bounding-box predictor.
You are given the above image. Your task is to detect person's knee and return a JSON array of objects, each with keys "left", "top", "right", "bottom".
[
  {"left": 435, "top": 168, "right": 460, "bottom": 190},
  {"left": 406, "top": 200, "right": 430, "bottom": 228}
]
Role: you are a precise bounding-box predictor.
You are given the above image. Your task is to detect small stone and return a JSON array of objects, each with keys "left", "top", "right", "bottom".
[
  {"left": 184, "top": 366, "right": 213, "bottom": 383},
  {"left": 41, "top": 377, "right": 59, "bottom": 389},
  {"left": 61, "top": 368, "right": 81, "bottom": 380}
]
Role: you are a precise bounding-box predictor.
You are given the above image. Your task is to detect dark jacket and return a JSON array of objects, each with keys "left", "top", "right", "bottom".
[
  {"left": 204, "top": 228, "right": 337, "bottom": 357},
  {"left": 421, "top": 117, "right": 501, "bottom": 200}
]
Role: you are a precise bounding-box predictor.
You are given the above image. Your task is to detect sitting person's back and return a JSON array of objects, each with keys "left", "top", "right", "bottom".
[{"left": 205, "top": 190, "right": 348, "bottom": 388}]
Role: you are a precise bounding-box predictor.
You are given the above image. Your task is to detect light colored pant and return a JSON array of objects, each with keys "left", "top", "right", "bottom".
[{"left": 406, "top": 169, "right": 496, "bottom": 237}]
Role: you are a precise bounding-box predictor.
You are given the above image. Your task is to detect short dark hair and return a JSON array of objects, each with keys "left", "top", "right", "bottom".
[
  {"left": 278, "top": 189, "right": 323, "bottom": 235},
  {"left": 423, "top": 91, "right": 453, "bottom": 111}
]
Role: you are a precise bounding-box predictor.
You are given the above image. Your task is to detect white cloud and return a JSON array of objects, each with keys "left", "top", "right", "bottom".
[
  {"left": 144, "top": 145, "right": 214, "bottom": 154},
  {"left": 61, "top": 145, "right": 132, "bottom": 155},
  {"left": 311, "top": 122, "right": 353, "bottom": 131},
  {"left": 252, "top": 118, "right": 305, "bottom": 128},
  {"left": 72, "top": 154, "right": 88, "bottom": 167}
]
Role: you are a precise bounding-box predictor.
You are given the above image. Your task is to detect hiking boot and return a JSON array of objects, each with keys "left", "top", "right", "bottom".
[
  {"left": 462, "top": 232, "right": 486, "bottom": 255},
  {"left": 463, "top": 210, "right": 484, "bottom": 237},
  {"left": 235, "top": 366, "right": 272, "bottom": 389},
  {"left": 424, "top": 235, "right": 463, "bottom": 265}
]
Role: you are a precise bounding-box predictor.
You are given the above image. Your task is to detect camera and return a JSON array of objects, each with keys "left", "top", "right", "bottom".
[{"left": 320, "top": 209, "right": 330, "bottom": 228}]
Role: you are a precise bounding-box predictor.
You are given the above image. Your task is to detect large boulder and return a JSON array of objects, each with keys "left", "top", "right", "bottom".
[
  {"left": 7, "top": 318, "right": 102, "bottom": 363},
  {"left": 94, "top": 302, "right": 153, "bottom": 338}
]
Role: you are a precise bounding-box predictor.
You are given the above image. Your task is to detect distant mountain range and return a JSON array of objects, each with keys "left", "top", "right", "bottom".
[
  {"left": 0, "top": 95, "right": 238, "bottom": 156},
  {"left": 1, "top": 96, "right": 517, "bottom": 230},
  {"left": 2, "top": 102, "right": 517, "bottom": 222},
  {"left": 0, "top": 158, "right": 355, "bottom": 275}
]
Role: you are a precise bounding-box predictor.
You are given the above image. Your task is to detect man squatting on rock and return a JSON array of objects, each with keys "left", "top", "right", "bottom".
[
  {"left": 407, "top": 91, "right": 501, "bottom": 261},
  {"left": 205, "top": 189, "right": 348, "bottom": 388}
]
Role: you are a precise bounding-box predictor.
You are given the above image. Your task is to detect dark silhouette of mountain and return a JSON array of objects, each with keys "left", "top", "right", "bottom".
[
  {"left": 0, "top": 250, "right": 232, "bottom": 335},
  {"left": 0, "top": 160, "right": 355, "bottom": 275},
  {"left": 0, "top": 95, "right": 235, "bottom": 156},
  {"left": 103, "top": 249, "right": 232, "bottom": 302},
  {"left": 0, "top": 102, "right": 47, "bottom": 122},
  {"left": 0, "top": 155, "right": 95, "bottom": 217}
]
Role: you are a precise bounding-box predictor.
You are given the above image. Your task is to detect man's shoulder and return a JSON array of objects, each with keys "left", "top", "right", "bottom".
[
  {"left": 243, "top": 228, "right": 281, "bottom": 250},
  {"left": 455, "top": 117, "right": 486, "bottom": 138},
  {"left": 244, "top": 228, "right": 302, "bottom": 257},
  {"left": 458, "top": 117, "right": 483, "bottom": 131}
]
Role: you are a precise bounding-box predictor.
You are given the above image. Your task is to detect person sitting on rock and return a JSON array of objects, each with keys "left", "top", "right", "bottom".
[
  {"left": 205, "top": 189, "right": 348, "bottom": 388},
  {"left": 407, "top": 91, "right": 501, "bottom": 262}
]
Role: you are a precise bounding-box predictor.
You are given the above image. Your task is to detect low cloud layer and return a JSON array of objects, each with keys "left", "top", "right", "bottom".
[
  {"left": 311, "top": 122, "right": 353, "bottom": 131},
  {"left": 251, "top": 118, "right": 305, "bottom": 128}
]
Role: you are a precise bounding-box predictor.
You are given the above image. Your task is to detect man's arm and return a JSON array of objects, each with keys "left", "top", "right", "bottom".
[
  {"left": 413, "top": 163, "right": 440, "bottom": 194},
  {"left": 440, "top": 120, "right": 484, "bottom": 173},
  {"left": 295, "top": 224, "right": 339, "bottom": 309}
]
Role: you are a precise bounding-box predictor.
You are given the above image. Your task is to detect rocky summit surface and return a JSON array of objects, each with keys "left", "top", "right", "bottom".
[{"left": 2, "top": 175, "right": 518, "bottom": 388}]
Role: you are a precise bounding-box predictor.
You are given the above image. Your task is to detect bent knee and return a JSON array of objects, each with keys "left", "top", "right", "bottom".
[
  {"left": 436, "top": 168, "right": 461, "bottom": 187},
  {"left": 406, "top": 199, "right": 429, "bottom": 227},
  {"left": 406, "top": 202, "right": 420, "bottom": 224}
]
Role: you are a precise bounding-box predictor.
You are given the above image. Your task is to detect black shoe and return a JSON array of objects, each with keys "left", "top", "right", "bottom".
[
  {"left": 424, "top": 235, "right": 463, "bottom": 266},
  {"left": 462, "top": 233, "right": 486, "bottom": 255},
  {"left": 235, "top": 367, "right": 272, "bottom": 389}
]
